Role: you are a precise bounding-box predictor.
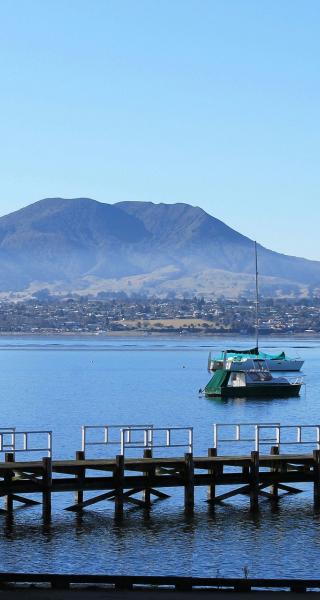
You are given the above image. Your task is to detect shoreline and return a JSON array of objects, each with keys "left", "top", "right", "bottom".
[{"left": 0, "top": 331, "right": 319, "bottom": 339}]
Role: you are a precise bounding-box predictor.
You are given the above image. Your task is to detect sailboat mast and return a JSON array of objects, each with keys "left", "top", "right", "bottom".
[{"left": 254, "top": 241, "right": 259, "bottom": 351}]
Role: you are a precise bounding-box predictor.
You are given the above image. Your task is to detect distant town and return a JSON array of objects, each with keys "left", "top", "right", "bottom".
[{"left": 0, "top": 296, "right": 320, "bottom": 335}]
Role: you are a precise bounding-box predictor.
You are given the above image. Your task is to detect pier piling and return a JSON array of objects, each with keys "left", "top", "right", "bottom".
[
  {"left": 143, "top": 449, "right": 152, "bottom": 506},
  {"left": 313, "top": 449, "right": 320, "bottom": 508},
  {"left": 250, "top": 451, "right": 259, "bottom": 512},
  {"left": 184, "top": 452, "right": 194, "bottom": 512},
  {"left": 42, "top": 456, "right": 52, "bottom": 519},
  {"left": 114, "top": 455, "right": 124, "bottom": 518},
  {"left": 271, "top": 445, "right": 279, "bottom": 500},
  {"left": 75, "top": 450, "right": 85, "bottom": 505},
  {"left": 4, "top": 453, "right": 14, "bottom": 514},
  {"left": 207, "top": 447, "right": 217, "bottom": 502}
]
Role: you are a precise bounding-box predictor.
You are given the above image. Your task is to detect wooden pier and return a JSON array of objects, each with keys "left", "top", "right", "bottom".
[{"left": 0, "top": 448, "right": 319, "bottom": 518}]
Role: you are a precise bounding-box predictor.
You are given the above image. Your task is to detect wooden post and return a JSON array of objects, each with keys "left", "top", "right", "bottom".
[
  {"left": 143, "top": 449, "right": 152, "bottom": 506},
  {"left": 42, "top": 456, "right": 52, "bottom": 519},
  {"left": 271, "top": 445, "right": 279, "bottom": 500},
  {"left": 4, "top": 452, "right": 14, "bottom": 513},
  {"left": 250, "top": 451, "right": 259, "bottom": 513},
  {"left": 313, "top": 449, "right": 320, "bottom": 509},
  {"left": 184, "top": 452, "right": 194, "bottom": 512},
  {"left": 75, "top": 450, "right": 85, "bottom": 505},
  {"left": 242, "top": 465, "right": 250, "bottom": 478},
  {"left": 114, "top": 455, "right": 124, "bottom": 518},
  {"left": 207, "top": 448, "right": 217, "bottom": 502}
]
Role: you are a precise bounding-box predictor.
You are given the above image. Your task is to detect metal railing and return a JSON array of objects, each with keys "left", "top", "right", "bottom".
[
  {"left": 120, "top": 427, "right": 193, "bottom": 456},
  {"left": 213, "top": 422, "right": 280, "bottom": 454},
  {"left": 255, "top": 424, "right": 320, "bottom": 452},
  {"left": 81, "top": 424, "right": 153, "bottom": 456},
  {"left": 0, "top": 428, "right": 16, "bottom": 454},
  {"left": 0, "top": 430, "right": 52, "bottom": 458}
]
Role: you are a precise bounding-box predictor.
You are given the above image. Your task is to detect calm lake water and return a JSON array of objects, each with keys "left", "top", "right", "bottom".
[{"left": 0, "top": 334, "right": 320, "bottom": 578}]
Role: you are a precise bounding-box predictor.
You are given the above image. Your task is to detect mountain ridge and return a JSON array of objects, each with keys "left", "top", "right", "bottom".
[{"left": 0, "top": 197, "right": 318, "bottom": 299}]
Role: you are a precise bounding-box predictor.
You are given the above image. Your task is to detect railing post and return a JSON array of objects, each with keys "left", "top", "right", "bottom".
[
  {"left": 189, "top": 428, "right": 193, "bottom": 453},
  {"left": 213, "top": 424, "right": 218, "bottom": 451},
  {"left": 297, "top": 426, "right": 302, "bottom": 444},
  {"left": 120, "top": 430, "right": 125, "bottom": 456},
  {"left": 255, "top": 425, "right": 259, "bottom": 452},
  {"left": 42, "top": 456, "right": 52, "bottom": 519},
  {"left": 166, "top": 429, "right": 170, "bottom": 448},
  {"left": 276, "top": 425, "right": 281, "bottom": 450},
  {"left": 184, "top": 452, "right": 194, "bottom": 513},
  {"left": 250, "top": 451, "right": 259, "bottom": 513},
  {"left": 144, "top": 429, "right": 148, "bottom": 450}
]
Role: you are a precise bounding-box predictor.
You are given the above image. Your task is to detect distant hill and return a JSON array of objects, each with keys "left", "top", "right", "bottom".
[{"left": 0, "top": 197, "right": 319, "bottom": 299}]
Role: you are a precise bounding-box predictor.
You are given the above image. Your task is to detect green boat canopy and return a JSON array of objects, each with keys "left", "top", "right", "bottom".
[
  {"left": 204, "top": 369, "right": 230, "bottom": 395},
  {"left": 214, "top": 350, "right": 286, "bottom": 361},
  {"left": 226, "top": 347, "right": 258, "bottom": 355}
]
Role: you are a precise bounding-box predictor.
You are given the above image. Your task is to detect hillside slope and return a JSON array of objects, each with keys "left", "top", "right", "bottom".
[{"left": 0, "top": 197, "right": 318, "bottom": 297}]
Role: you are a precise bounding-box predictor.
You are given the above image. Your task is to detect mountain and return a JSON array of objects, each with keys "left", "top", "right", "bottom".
[{"left": 0, "top": 197, "right": 319, "bottom": 298}]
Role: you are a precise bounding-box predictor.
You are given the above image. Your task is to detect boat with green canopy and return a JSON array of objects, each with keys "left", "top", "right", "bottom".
[{"left": 203, "top": 368, "right": 302, "bottom": 398}]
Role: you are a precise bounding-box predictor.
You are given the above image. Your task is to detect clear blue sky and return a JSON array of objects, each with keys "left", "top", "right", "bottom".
[{"left": 0, "top": 0, "right": 319, "bottom": 259}]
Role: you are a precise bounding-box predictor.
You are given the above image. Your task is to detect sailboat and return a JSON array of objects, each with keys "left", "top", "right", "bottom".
[{"left": 207, "top": 242, "right": 304, "bottom": 373}]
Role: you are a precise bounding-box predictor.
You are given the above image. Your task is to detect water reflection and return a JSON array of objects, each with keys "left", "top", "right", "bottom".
[
  {"left": 205, "top": 395, "right": 300, "bottom": 405},
  {"left": 0, "top": 500, "right": 318, "bottom": 577}
]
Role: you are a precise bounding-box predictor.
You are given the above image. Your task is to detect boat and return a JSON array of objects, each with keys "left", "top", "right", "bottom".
[
  {"left": 204, "top": 367, "right": 302, "bottom": 398},
  {"left": 207, "top": 242, "right": 304, "bottom": 372}
]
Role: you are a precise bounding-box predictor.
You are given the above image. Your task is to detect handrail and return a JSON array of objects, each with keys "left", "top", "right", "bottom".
[
  {"left": 213, "top": 422, "right": 280, "bottom": 453},
  {"left": 0, "top": 430, "right": 52, "bottom": 458},
  {"left": 0, "top": 428, "right": 16, "bottom": 454},
  {"left": 81, "top": 424, "right": 153, "bottom": 456},
  {"left": 256, "top": 424, "right": 320, "bottom": 452},
  {"left": 120, "top": 426, "right": 193, "bottom": 456}
]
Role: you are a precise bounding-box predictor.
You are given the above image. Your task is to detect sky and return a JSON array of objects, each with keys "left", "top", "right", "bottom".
[{"left": 0, "top": 0, "right": 319, "bottom": 260}]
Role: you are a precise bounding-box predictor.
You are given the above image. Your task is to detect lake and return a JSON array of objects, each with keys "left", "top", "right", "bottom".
[{"left": 0, "top": 334, "right": 319, "bottom": 578}]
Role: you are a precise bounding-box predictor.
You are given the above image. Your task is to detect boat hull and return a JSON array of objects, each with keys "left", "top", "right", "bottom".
[{"left": 205, "top": 383, "right": 302, "bottom": 398}]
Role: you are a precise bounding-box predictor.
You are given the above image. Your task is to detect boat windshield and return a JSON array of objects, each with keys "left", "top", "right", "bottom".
[
  {"left": 228, "top": 372, "right": 246, "bottom": 387},
  {"left": 247, "top": 371, "right": 273, "bottom": 382}
]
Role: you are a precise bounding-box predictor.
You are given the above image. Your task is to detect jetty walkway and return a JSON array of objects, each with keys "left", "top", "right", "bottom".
[{"left": 0, "top": 423, "right": 319, "bottom": 517}]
